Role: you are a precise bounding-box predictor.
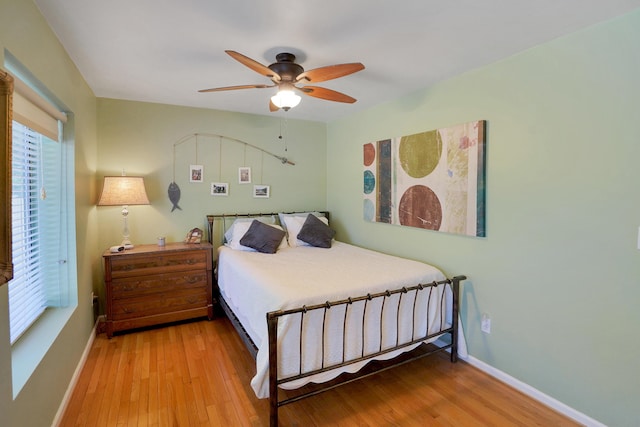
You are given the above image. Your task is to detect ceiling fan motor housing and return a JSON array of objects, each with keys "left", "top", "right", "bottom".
[{"left": 269, "top": 53, "right": 304, "bottom": 82}]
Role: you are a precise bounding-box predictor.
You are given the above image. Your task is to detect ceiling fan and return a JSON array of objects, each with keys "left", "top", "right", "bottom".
[{"left": 198, "top": 50, "right": 365, "bottom": 112}]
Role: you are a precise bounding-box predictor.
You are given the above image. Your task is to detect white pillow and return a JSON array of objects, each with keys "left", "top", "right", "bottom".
[
  {"left": 226, "top": 221, "right": 287, "bottom": 251},
  {"left": 224, "top": 216, "right": 276, "bottom": 243},
  {"left": 278, "top": 212, "right": 325, "bottom": 234},
  {"left": 283, "top": 214, "right": 329, "bottom": 247}
]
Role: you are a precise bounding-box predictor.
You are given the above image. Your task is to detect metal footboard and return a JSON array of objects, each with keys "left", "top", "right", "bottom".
[{"left": 267, "top": 275, "right": 465, "bottom": 427}]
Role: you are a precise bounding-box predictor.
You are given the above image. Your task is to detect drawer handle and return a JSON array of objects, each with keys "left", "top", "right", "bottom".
[
  {"left": 187, "top": 297, "right": 198, "bottom": 304},
  {"left": 186, "top": 259, "right": 197, "bottom": 265},
  {"left": 123, "top": 307, "right": 133, "bottom": 314},
  {"left": 185, "top": 276, "right": 199, "bottom": 284}
]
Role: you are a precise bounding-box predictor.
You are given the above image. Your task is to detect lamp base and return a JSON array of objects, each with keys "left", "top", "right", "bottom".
[
  {"left": 121, "top": 207, "right": 135, "bottom": 249},
  {"left": 121, "top": 238, "right": 134, "bottom": 250}
]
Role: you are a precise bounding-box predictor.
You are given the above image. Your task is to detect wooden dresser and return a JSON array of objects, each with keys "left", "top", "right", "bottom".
[{"left": 103, "top": 242, "right": 214, "bottom": 337}]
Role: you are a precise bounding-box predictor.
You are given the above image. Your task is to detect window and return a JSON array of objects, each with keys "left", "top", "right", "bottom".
[
  {"left": 8, "top": 121, "right": 69, "bottom": 344},
  {"left": 5, "top": 53, "right": 77, "bottom": 396},
  {"left": 5, "top": 59, "right": 73, "bottom": 350}
]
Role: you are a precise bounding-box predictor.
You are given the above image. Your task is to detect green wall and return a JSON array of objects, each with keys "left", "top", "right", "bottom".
[
  {"left": 96, "top": 99, "right": 327, "bottom": 253},
  {"left": 0, "top": 0, "right": 99, "bottom": 425},
  {"left": 326, "top": 10, "right": 640, "bottom": 427},
  {"left": 2, "top": 1, "right": 639, "bottom": 426}
]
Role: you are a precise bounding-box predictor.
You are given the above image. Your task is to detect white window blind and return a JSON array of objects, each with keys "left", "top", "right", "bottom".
[
  {"left": 6, "top": 64, "right": 70, "bottom": 344},
  {"left": 9, "top": 121, "right": 66, "bottom": 344},
  {"left": 9, "top": 123, "right": 48, "bottom": 343}
]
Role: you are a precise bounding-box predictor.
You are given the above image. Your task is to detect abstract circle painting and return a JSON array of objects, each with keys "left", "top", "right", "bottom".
[
  {"left": 363, "top": 142, "right": 375, "bottom": 167},
  {"left": 398, "top": 185, "right": 442, "bottom": 230},
  {"left": 363, "top": 120, "right": 485, "bottom": 237},
  {"left": 398, "top": 130, "right": 442, "bottom": 179},
  {"left": 363, "top": 170, "right": 375, "bottom": 194}
]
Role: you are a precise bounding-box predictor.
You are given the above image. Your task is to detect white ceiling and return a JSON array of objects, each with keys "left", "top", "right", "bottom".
[{"left": 33, "top": 0, "right": 640, "bottom": 123}]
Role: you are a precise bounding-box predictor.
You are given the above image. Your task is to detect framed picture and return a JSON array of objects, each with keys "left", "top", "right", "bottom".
[
  {"left": 190, "top": 164, "right": 204, "bottom": 183},
  {"left": 210, "top": 182, "right": 229, "bottom": 196},
  {"left": 238, "top": 167, "right": 251, "bottom": 184},
  {"left": 253, "top": 185, "right": 270, "bottom": 198}
]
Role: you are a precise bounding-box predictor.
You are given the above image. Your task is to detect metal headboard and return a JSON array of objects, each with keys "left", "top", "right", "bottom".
[{"left": 206, "top": 211, "right": 330, "bottom": 249}]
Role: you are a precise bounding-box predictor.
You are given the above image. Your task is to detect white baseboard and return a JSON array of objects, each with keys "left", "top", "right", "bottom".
[
  {"left": 459, "top": 353, "right": 606, "bottom": 427},
  {"left": 51, "top": 315, "right": 104, "bottom": 427}
]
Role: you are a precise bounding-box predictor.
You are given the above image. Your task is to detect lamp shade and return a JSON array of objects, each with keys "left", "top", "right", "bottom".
[
  {"left": 270, "top": 89, "right": 301, "bottom": 111},
  {"left": 97, "top": 176, "right": 150, "bottom": 206}
]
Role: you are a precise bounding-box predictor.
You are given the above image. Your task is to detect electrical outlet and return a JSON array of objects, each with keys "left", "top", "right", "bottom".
[{"left": 481, "top": 313, "right": 491, "bottom": 334}]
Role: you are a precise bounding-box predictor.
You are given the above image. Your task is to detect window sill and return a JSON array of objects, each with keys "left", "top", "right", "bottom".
[{"left": 11, "top": 305, "right": 76, "bottom": 398}]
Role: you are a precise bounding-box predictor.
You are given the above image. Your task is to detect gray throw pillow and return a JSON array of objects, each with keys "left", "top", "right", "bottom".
[
  {"left": 297, "top": 214, "right": 336, "bottom": 248},
  {"left": 239, "top": 220, "right": 286, "bottom": 254}
]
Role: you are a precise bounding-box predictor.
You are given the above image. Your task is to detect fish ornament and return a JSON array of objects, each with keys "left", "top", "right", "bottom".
[{"left": 168, "top": 182, "right": 182, "bottom": 212}]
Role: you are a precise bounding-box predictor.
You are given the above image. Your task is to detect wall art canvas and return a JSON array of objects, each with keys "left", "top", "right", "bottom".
[{"left": 363, "top": 120, "right": 486, "bottom": 237}]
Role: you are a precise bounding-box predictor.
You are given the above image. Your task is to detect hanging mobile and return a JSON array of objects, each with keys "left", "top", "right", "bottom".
[{"left": 168, "top": 143, "right": 182, "bottom": 212}]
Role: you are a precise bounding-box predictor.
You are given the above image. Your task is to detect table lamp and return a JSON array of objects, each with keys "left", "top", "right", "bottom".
[{"left": 98, "top": 175, "right": 150, "bottom": 249}]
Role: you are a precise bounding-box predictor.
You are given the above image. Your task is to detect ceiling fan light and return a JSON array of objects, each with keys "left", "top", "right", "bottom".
[{"left": 271, "top": 89, "right": 301, "bottom": 111}]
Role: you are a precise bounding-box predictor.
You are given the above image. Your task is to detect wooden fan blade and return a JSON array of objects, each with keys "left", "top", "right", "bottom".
[
  {"left": 269, "top": 99, "right": 280, "bottom": 112},
  {"left": 296, "top": 63, "right": 364, "bottom": 83},
  {"left": 226, "top": 50, "right": 281, "bottom": 81},
  {"left": 298, "top": 86, "right": 357, "bottom": 103},
  {"left": 198, "top": 84, "right": 273, "bottom": 93}
]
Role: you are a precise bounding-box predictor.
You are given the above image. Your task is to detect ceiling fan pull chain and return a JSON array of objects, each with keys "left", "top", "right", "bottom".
[
  {"left": 278, "top": 117, "right": 289, "bottom": 152},
  {"left": 284, "top": 118, "right": 288, "bottom": 152}
]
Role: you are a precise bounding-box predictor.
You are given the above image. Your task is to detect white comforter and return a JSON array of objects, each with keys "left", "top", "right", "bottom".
[{"left": 217, "top": 241, "right": 467, "bottom": 398}]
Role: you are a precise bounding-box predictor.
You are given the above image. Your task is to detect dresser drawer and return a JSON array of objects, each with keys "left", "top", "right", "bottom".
[
  {"left": 111, "top": 271, "right": 208, "bottom": 299},
  {"left": 111, "top": 287, "right": 209, "bottom": 320},
  {"left": 110, "top": 250, "right": 208, "bottom": 279}
]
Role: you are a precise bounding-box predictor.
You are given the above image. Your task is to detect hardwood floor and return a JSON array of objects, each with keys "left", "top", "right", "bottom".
[{"left": 59, "top": 318, "right": 579, "bottom": 426}]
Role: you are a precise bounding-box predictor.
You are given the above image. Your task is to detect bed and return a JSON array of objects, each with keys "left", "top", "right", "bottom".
[{"left": 206, "top": 212, "right": 467, "bottom": 426}]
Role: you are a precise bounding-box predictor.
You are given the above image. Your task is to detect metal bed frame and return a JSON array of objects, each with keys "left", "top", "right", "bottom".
[{"left": 207, "top": 213, "right": 465, "bottom": 427}]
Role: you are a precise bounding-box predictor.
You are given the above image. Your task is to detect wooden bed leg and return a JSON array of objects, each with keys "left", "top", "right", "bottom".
[{"left": 267, "top": 312, "right": 279, "bottom": 427}]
